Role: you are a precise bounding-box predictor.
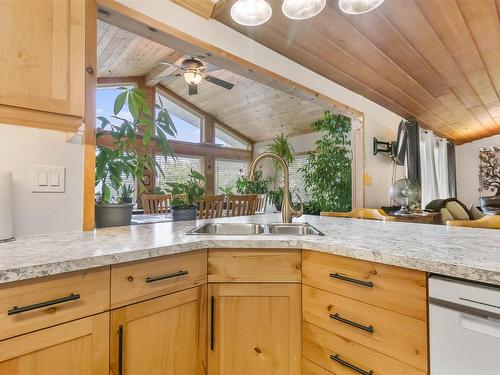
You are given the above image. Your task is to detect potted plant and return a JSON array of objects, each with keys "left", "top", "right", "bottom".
[
  {"left": 95, "top": 87, "right": 176, "bottom": 228},
  {"left": 266, "top": 134, "right": 295, "bottom": 212},
  {"left": 119, "top": 184, "right": 134, "bottom": 204},
  {"left": 235, "top": 168, "right": 269, "bottom": 195},
  {"left": 166, "top": 169, "right": 206, "bottom": 221}
]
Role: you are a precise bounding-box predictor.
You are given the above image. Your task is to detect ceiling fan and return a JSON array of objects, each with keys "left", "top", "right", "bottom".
[{"left": 156, "top": 57, "right": 234, "bottom": 96}]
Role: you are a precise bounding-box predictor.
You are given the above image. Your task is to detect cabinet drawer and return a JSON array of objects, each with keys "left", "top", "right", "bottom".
[
  {"left": 302, "top": 250, "right": 427, "bottom": 319},
  {"left": 208, "top": 249, "right": 301, "bottom": 282},
  {"left": 303, "top": 285, "right": 427, "bottom": 371},
  {"left": 111, "top": 250, "right": 207, "bottom": 308},
  {"left": 0, "top": 267, "right": 110, "bottom": 340},
  {"left": 303, "top": 322, "right": 426, "bottom": 375},
  {"left": 303, "top": 358, "right": 333, "bottom": 375}
]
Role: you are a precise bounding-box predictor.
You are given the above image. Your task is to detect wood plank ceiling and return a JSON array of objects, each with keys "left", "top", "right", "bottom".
[
  {"left": 97, "top": 20, "right": 326, "bottom": 141},
  {"left": 213, "top": 0, "right": 500, "bottom": 144}
]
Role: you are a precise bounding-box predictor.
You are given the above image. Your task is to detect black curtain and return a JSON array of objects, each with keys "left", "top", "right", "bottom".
[{"left": 447, "top": 142, "right": 457, "bottom": 197}]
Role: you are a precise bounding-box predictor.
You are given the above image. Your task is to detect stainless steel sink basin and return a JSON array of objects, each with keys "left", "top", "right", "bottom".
[
  {"left": 187, "top": 223, "right": 265, "bottom": 235},
  {"left": 187, "top": 222, "right": 323, "bottom": 236},
  {"left": 267, "top": 223, "right": 324, "bottom": 236}
]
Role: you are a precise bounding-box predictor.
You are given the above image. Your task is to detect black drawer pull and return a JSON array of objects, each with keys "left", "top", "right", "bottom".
[
  {"left": 330, "top": 273, "right": 373, "bottom": 288},
  {"left": 330, "top": 313, "right": 374, "bottom": 333},
  {"left": 330, "top": 354, "right": 374, "bottom": 375},
  {"left": 8, "top": 293, "right": 80, "bottom": 316},
  {"left": 146, "top": 270, "right": 188, "bottom": 283},
  {"left": 210, "top": 296, "right": 215, "bottom": 351},
  {"left": 118, "top": 325, "right": 124, "bottom": 375}
]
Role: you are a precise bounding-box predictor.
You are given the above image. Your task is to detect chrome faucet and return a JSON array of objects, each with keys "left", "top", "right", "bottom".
[{"left": 248, "top": 152, "right": 303, "bottom": 223}]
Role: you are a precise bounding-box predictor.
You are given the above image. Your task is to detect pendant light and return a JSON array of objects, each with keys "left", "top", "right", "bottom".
[
  {"left": 338, "top": 0, "right": 384, "bottom": 14},
  {"left": 230, "top": 0, "right": 273, "bottom": 26},
  {"left": 282, "top": 0, "right": 326, "bottom": 20}
]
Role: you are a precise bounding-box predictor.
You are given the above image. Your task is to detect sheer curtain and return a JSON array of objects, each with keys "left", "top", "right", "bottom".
[{"left": 420, "top": 130, "right": 452, "bottom": 207}]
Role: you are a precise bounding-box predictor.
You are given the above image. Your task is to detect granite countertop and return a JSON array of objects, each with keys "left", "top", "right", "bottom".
[{"left": 1, "top": 214, "right": 499, "bottom": 285}]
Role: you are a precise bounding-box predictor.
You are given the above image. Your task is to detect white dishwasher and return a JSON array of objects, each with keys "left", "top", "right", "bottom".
[{"left": 429, "top": 275, "right": 500, "bottom": 375}]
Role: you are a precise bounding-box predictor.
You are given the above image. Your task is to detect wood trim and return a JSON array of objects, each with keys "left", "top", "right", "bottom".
[
  {"left": 96, "top": 0, "right": 363, "bottom": 120},
  {"left": 170, "top": 0, "right": 218, "bottom": 19},
  {"left": 97, "top": 76, "right": 142, "bottom": 86},
  {"left": 83, "top": 0, "right": 97, "bottom": 231},
  {"left": 0, "top": 105, "right": 82, "bottom": 133}
]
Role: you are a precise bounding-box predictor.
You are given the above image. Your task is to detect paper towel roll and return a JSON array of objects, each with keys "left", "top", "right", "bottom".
[{"left": 0, "top": 171, "right": 14, "bottom": 241}]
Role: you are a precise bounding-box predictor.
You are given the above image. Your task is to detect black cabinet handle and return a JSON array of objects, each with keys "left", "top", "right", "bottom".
[
  {"left": 145, "top": 270, "right": 188, "bottom": 283},
  {"left": 330, "top": 273, "right": 373, "bottom": 288},
  {"left": 118, "top": 325, "right": 124, "bottom": 375},
  {"left": 8, "top": 293, "right": 80, "bottom": 315},
  {"left": 330, "top": 354, "right": 374, "bottom": 375},
  {"left": 210, "top": 296, "right": 215, "bottom": 351},
  {"left": 330, "top": 313, "right": 374, "bottom": 333}
]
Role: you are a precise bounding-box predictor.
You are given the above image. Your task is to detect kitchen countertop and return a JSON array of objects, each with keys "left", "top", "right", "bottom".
[{"left": 1, "top": 214, "right": 499, "bottom": 285}]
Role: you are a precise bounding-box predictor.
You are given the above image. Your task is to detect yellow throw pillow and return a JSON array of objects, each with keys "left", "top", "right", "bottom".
[{"left": 446, "top": 201, "right": 470, "bottom": 220}]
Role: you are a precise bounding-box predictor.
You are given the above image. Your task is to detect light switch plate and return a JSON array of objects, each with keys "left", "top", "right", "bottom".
[{"left": 32, "top": 166, "right": 65, "bottom": 193}]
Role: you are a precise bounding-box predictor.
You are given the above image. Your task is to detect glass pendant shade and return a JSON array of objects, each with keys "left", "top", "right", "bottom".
[
  {"left": 282, "top": 0, "right": 326, "bottom": 20},
  {"left": 183, "top": 71, "right": 203, "bottom": 85},
  {"left": 230, "top": 0, "right": 273, "bottom": 26},
  {"left": 338, "top": 0, "right": 384, "bottom": 14}
]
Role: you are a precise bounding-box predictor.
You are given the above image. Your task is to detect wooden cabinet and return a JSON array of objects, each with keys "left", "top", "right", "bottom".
[
  {"left": 208, "top": 283, "right": 301, "bottom": 375},
  {"left": 0, "top": 0, "right": 85, "bottom": 131},
  {"left": 110, "top": 285, "right": 207, "bottom": 375},
  {"left": 0, "top": 312, "right": 109, "bottom": 375}
]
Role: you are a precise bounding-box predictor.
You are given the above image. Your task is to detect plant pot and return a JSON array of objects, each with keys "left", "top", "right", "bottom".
[
  {"left": 480, "top": 195, "right": 500, "bottom": 215},
  {"left": 95, "top": 203, "right": 133, "bottom": 228},
  {"left": 172, "top": 205, "right": 197, "bottom": 221}
]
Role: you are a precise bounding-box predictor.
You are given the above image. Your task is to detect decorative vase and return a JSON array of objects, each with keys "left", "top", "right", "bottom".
[
  {"left": 172, "top": 205, "right": 197, "bottom": 221},
  {"left": 95, "top": 203, "right": 133, "bottom": 228},
  {"left": 480, "top": 193, "right": 500, "bottom": 215}
]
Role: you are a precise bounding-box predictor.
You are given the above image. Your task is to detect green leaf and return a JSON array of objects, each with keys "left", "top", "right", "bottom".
[{"left": 114, "top": 91, "right": 127, "bottom": 115}]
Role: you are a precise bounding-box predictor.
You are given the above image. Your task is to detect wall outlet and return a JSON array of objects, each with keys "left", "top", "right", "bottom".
[{"left": 32, "top": 166, "right": 65, "bottom": 193}]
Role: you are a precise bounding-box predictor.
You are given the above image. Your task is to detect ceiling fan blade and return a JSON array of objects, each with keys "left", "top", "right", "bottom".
[
  {"left": 204, "top": 63, "right": 223, "bottom": 73},
  {"left": 188, "top": 84, "right": 198, "bottom": 96},
  {"left": 205, "top": 75, "right": 234, "bottom": 90},
  {"left": 158, "top": 61, "right": 184, "bottom": 70},
  {"left": 154, "top": 73, "right": 182, "bottom": 81}
]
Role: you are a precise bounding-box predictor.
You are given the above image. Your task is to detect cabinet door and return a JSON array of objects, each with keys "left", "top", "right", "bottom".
[
  {"left": 0, "top": 0, "right": 85, "bottom": 122},
  {"left": 110, "top": 286, "right": 207, "bottom": 375},
  {"left": 208, "top": 283, "right": 301, "bottom": 375},
  {"left": 0, "top": 312, "right": 109, "bottom": 375}
]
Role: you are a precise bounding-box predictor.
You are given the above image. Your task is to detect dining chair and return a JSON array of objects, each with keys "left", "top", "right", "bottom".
[
  {"left": 255, "top": 193, "right": 268, "bottom": 214},
  {"left": 142, "top": 194, "right": 172, "bottom": 214},
  {"left": 321, "top": 208, "right": 396, "bottom": 221},
  {"left": 447, "top": 215, "right": 500, "bottom": 229},
  {"left": 198, "top": 195, "right": 225, "bottom": 219},
  {"left": 226, "top": 194, "right": 257, "bottom": 217}
]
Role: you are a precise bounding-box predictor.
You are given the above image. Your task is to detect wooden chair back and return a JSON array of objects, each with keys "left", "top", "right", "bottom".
[
  {"left": 321, "top": 208, "right": 396, "bottom": 221},
  {"left": 227, "top": 194, "right": 257, "bottom": 217},
  {"left": 447, "top": 215, "right": 500, "bottom": 229},
  {"left": 142, "top": 194, "right": 172, "bottom": 214},
  {"left": 198, "top": 195, "right": 225, "bottom": 219},
  {"left": 255, "top": 194, "right": 267, "bottom": 213}
]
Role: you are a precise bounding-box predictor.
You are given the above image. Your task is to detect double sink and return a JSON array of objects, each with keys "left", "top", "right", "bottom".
[{"left": 187, "top": 222, "right": 324, "bottom": 236}]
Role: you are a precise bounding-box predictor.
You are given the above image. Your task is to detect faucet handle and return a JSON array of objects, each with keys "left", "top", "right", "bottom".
[{"left": 291, "top": 193, "right": 304, "bottom": 218}]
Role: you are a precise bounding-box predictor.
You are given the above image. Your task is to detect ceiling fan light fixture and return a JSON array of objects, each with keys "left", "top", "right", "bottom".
[
  {"left": 338, "top": 0, "right": 384, "bottom": 14},
  {"left": 230, "top": 0, "right": 272, "bottom": 26},
  {"left": 282, "top": 0, "right": 326, "bottom": 20},
  {"left": 183, "top": 70, "right": 203, "bottom": 85}
]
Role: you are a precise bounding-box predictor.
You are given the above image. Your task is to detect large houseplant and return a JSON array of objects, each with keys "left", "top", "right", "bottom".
[
  {"left": 266, "top": 134, "right": 295, "bottom": 211},
  {"left": 166, "top": 169, "right": 206, "bottom": 221},
  {"left": 95, "top": 87, "right": 176, "bottom": 227},
  {"left": 301, "top": 111, "right": 352, "bottom": 215}
]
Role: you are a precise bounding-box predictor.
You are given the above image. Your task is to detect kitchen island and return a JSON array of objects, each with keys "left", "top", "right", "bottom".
[{"left": 1, "top": 214, "right": 499, "bottom": 375}]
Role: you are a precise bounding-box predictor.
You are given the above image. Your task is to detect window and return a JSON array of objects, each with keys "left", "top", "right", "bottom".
[
  {"left": 156, "top": 155, "right": 204, "bottom": 191},
  {"left": 215, "top": 159, "right": 249, "bottom": 193},
  {"left": 96, "top": 85, "right": 134, "bottom": 129},
  {"left": 156, "top": 91, "right": 202, "bottom": 143},
  {"left": 95, "top": 173, "right": 135, "bottom": 203},
  {"left": 289, "top": 155, "right": 309, "bottom": 202},
  {"left": 215, "top": 124, "right": 250, "bottom": 150}
]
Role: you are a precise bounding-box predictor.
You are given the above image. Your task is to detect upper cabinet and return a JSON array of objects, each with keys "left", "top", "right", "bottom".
[{"left": 0, "top": 0, "right": 86, "bottom": 132}]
